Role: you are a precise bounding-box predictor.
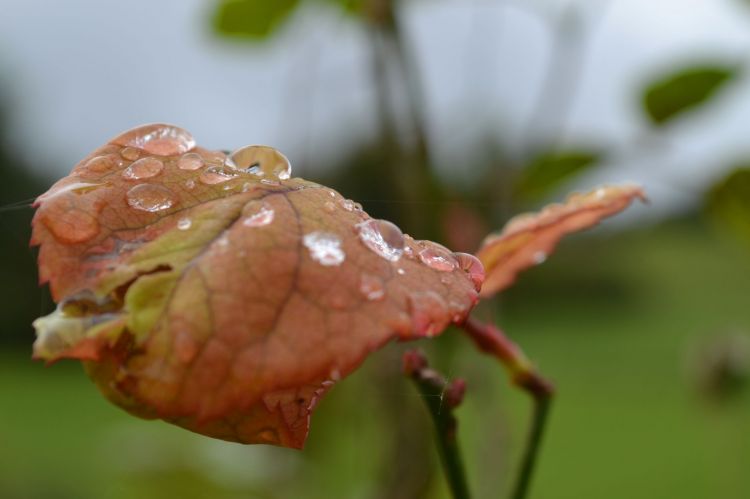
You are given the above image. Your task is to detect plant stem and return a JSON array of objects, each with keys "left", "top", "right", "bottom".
[
  {"left": 460, "top": 317, "right": 554, "bottom": 499},
  {"left": 403, "top": 350, "right": 471, "bottom": 499}
]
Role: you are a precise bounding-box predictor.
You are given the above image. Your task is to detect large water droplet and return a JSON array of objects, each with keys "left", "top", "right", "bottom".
[
  {"left": 359, "top": 274, "right": 385, "bottom": 301},
  {"left": 418, "top": 242, "right": 457, "bottom": 272},
  {"left": 303, "top": 231, "right": 345, "bottom": 266},
  {"left": 177, "top": 152, "right": 205, "bottom": 171},
  {"left": 454, "top": 252, "right": 485, "bottom": 291},
  {"left": 229, "top": 145, "right": 292, "bottom": 180},
  {"left": 199, "top": 166, "right": 238, "bottom": 185},
  {"left": 126, "top": 184, "right": 175, "bottom": 212},
  {"left": 111, "top": 124, "right": 196, "bottom": 156},
  {"left": 83, "top": 154, "right": 123, "bottom": 174},
  {"left": 43, "top": 209, "right": 99, "bottom": 244},
  {"left": 242, "top": 200, "right": 274, "bottom": 227},
  {"left": 122, "top": 157, "right": 164, "bottom": 180},
  {"left": 356, "top": 219, "right": 405, "bottom": 262}
]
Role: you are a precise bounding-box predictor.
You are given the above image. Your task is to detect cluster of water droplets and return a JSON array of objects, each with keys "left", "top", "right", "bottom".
[{"left": 303, "top": 232, "right": 345, "bottom": 267}]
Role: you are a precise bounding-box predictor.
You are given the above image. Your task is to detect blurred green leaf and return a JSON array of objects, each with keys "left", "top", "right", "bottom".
[
  {"left": 706, "top": 166, "right": 750, "bottom": 244},
  {"left": 642, "top": 65, "right": 737, "bottom": 126},
  {"left": 323, "top": 0, "right": 366, "bottom": 15},
  {"left": 516, "top": 150, "right": 601, "bottom": 199},
  {"left": 213, "top": 0, "right": 300, "bottom": 39}
]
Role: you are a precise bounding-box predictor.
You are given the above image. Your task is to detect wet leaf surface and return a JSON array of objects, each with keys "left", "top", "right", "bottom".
[{"left": 31, "top": 124, "right": 481, "bottom": 449}]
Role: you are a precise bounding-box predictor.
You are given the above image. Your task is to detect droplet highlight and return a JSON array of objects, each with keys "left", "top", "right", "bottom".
[
  {"left": 360, "top": 274, "right": 385, "bottom": 301},
  {"left": 418, "top": 243, "right": 457, "bottom": 272},
  {"left": 199, "top": 166, "right": 238, "bottom": 185},
  {"left": 242, "top": 200, "right": 275, "bottom": 227},
  {"left": 126, "top": 184, "right": 175, "bottom": 213},
  {"left": 177, "top": 217, "right": 192, "bottom": 230},
  {"left": 303, "top": 231, "right": 345, "bottom": 266},
  {"left": 356, "top": 219, "right": 405, "bottom": 262},
  {"left": 122, "top": 157, "right": 164, "bottom": 180},
  {"left": 177, "top": 152, "right": 205, "bottom": 171}
]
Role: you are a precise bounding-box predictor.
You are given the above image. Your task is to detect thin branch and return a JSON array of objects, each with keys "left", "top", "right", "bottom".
[
  {"left": 460, "top": 317, "right": 554, "bottom": 499},
  {"left": 403, "top": 349, "right": 471, "bottom": 499}
]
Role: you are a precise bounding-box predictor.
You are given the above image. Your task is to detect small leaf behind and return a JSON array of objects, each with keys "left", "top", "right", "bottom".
[
  {"left": 516, "top": 149, "right": 601, "bottom": 199},
  {"left": 213, "top": 0, "right": 300, "bottom": 39},
  {"left": 476, "top": 184, "right": 645, "bottom": 298},
  {"left": 642, "top": 64, "right": 737, "bottom": 126}
]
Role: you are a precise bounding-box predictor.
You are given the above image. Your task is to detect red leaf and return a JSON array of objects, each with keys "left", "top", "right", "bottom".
[
  {"left": 31, "top": 124, "right": 482, "bottom": 449},
  {"left": 475, "top": 184, "right": 645, "bottom": 298}
]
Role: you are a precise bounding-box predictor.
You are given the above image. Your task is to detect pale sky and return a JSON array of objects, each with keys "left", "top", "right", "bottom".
[{"left": 2, "top": 0, "right": 750, "bottom": 219}]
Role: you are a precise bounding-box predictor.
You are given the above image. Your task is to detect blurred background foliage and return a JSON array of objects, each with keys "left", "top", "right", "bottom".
[{"left": 3, "top": 0, "right": 750, "bottom": 498}]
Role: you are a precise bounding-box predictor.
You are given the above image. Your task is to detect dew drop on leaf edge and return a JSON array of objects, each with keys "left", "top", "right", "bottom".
[{"left": 356, "top": 219, "right": 405, "bottom": 262}]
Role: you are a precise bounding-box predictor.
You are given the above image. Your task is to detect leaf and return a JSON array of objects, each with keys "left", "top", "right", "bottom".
[
  {"left": 642, "top": 65, "right": 737, "bottom": 125},
  {"left": 213, "top": 0, "right": 300, "bottom": 40},
  {"left": 516, "top": 149, "right": 601, "bottom": 199},
  {"left": 476, "top": 184, "right": 645, "bottom": 298},
  {"left": 705, "top": 166, "right": 750, "bottom": 244},
  {"left": 31, "top": 124, "right": 482, "bottom": 449}
]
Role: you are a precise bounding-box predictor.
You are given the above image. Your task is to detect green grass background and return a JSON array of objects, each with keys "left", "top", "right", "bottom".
[{"left": 2, "top": 220, "right": 750, "bottom": 499}]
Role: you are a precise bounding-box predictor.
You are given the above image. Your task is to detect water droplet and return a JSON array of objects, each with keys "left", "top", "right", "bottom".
[
  {"left": 177, "top": 152, "right": 205, "bottom": 171},
  {"left": 360, "top": 274, "right": 385, "bottom": 301},
  {"left": 328, "top": 191, "right": 336, "bottom": 198},
  {"left": 356, "top": 219, "right": 405, "bottom": 262},
  {"left": 126, "top": 184, "right": 175, "bottom": 212},
  {"left": 397, "top": 268, "right": 406, "bottom": 275},
  {"left": 229, "top": 145, "right": 292, "bottom": 179},
  {"left": 83, "top": 154, "right": 123, "bottom": 173},
  {"left": 122, "top": 157, "right": 163, "bottom": 180},
  {"left": 323, "top": 201, "right": 336, "bottom": 213},
  {"left": 408, "top": 291, "right": 448, "bottom": 337},
  {"left": 185, "top": 179, "right": 196, "bottom": 190},
  {"left": 340, "top": 199, "right": 355, "bottom": 211},
  {"left": 533, "top": 251, "right": 547, "bottom": 264},
  {"left": 120, "top": 147, "right": 140, "bottom": 161},
  {"left": 111, "top": 123, "right": 196, "bottom": 156},
  {"left": 454, "top": 252, "right": 485, "bottom": 291},
  {"left": 42, "top": 209, "right": 99, "bottom": 244},
  {"left": 303, "top": 231, "right": 345, "bottom": 266},
  {"left": 242, "top": 200, "right": 274, "bottom": 227},
  {"left": 418, "top": 243, "right": 457, "bottom": 272},
  {"left": 177, "top": 217, "right": 192, "bottom": 230},
  {"left": 199, "top": 166, "right": 238, "bottom": 185}
]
